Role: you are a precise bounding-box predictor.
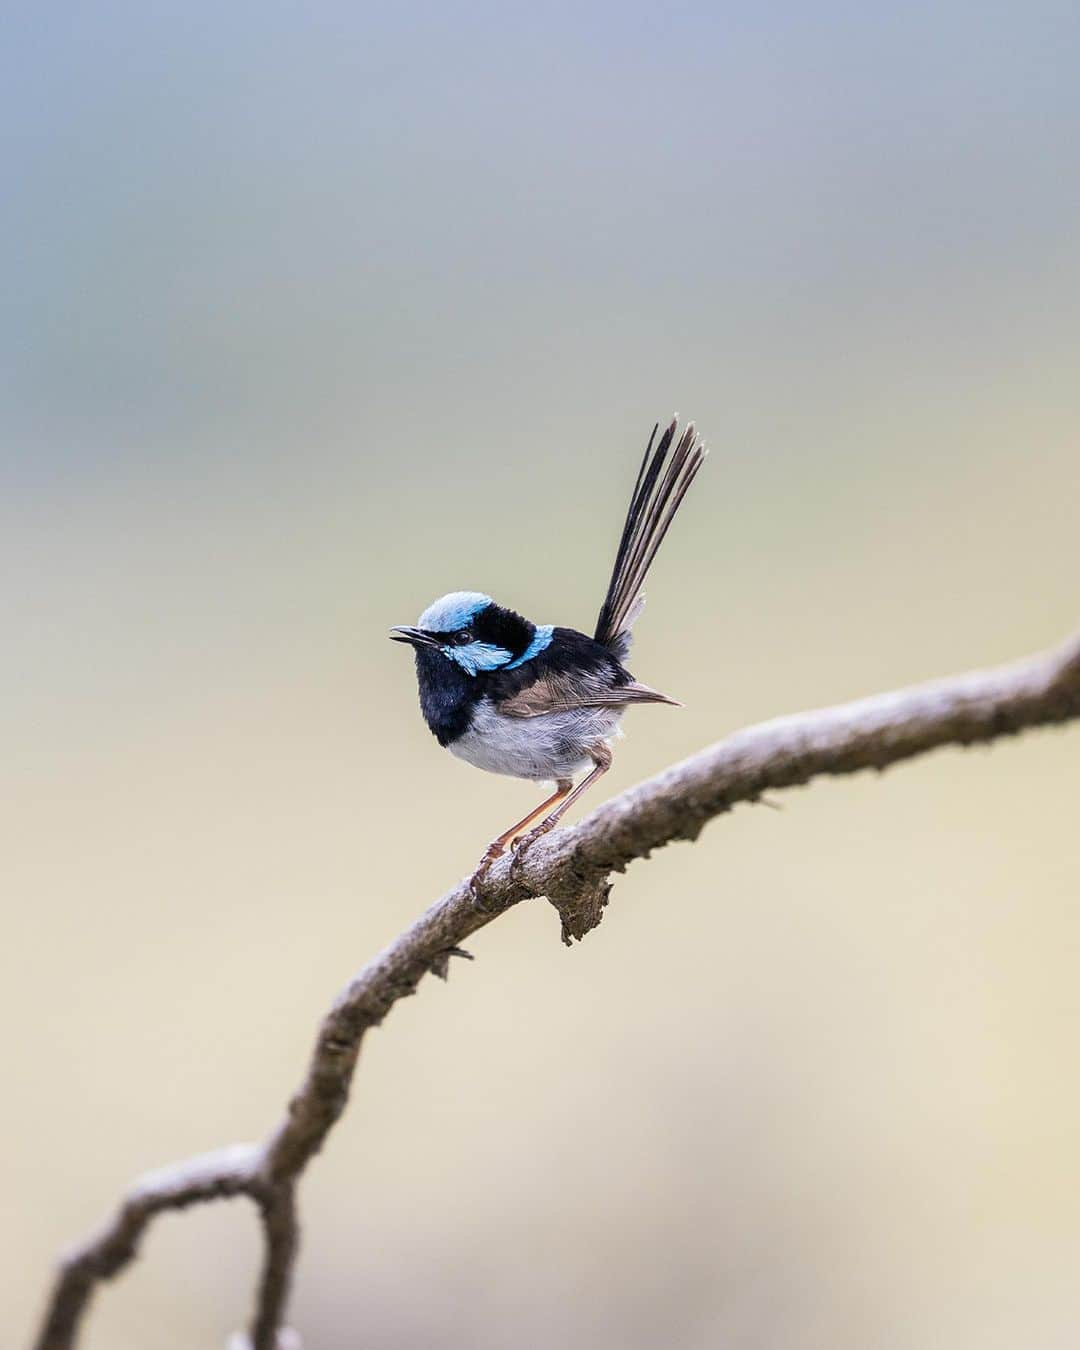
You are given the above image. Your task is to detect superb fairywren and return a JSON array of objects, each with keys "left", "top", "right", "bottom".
[{"left": 390, "top": 417, "right": 707, "bottom": 891}]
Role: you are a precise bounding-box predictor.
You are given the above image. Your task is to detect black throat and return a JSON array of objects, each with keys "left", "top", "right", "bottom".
[{"left": 412, "top": 646, "right": 480, "bottom": 746}]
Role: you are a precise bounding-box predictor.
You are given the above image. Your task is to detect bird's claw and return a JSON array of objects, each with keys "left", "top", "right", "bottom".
[
  {"left": 508, "top": 820, "right": 557, "bottom": 884},
  {"left": 470, "top": 817, "right": 562, "bottom": 904},
  {"left": 467, "top": 846, "right": 504, "bottom": 911}
]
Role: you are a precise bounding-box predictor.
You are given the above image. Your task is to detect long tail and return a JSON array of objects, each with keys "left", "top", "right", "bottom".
[{"left": 594, "top": 417, "right": 707, "bottom": 659}]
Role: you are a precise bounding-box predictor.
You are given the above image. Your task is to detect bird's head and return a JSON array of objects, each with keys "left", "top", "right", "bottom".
[{"left": 389, "top": 591, "right": 551, "bottom": 677}]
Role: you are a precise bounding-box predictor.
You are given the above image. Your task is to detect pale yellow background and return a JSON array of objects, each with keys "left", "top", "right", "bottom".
[{"left": 4, "top": 4, "right": 1079, "bottom": 1347}]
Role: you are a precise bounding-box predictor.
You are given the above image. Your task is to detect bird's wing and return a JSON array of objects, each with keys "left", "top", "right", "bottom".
[{"left": 498, "top": 669, "right": 680, "bottom": 719}]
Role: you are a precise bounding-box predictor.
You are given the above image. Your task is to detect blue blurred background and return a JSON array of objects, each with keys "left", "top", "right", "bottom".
[{"left": 4, "top": 3, "right": 1079, "bottom": 1346}]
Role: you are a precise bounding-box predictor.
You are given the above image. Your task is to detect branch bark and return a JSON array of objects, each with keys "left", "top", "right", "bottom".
[{"left": 32, "top": 630, "right": 1080, "bottom": 1349}]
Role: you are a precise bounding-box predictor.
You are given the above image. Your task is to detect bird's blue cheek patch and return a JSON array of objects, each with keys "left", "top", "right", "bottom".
[{"left": 444, "top": 641, "right": 513, "bottom": 676}]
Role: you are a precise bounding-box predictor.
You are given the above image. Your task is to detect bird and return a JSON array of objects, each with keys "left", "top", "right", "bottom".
[{"left": 389, "top": 416, "right": 707, "bottom": 893}]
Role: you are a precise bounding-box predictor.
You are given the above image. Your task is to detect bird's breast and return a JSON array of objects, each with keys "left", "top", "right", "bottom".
[{"left": 449, "top": 698, "right": 623, "bottom": 783}]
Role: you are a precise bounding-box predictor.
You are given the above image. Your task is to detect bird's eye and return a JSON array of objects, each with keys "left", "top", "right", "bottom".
[{"left": 454, "top": 630, "right": 474, "bottom": 645}]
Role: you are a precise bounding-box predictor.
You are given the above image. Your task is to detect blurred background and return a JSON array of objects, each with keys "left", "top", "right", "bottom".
[{"left": 4, "top": 2, "right": 1079, "bottom": 1347}]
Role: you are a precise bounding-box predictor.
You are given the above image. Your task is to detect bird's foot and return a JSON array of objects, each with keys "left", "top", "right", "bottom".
[
  {"left": 467, "top": 843, "right": 505, "bottom": 911},
  {"left": 508, "top": 818, "right": 559, "bottom": 884}
]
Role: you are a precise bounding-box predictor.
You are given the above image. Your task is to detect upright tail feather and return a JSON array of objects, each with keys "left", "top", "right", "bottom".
[{"left": 594, "top": 417, "right": 707, "bottom": 659}]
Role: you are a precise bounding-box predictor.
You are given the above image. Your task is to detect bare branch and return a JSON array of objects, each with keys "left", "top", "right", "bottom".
[
  {"left": 33, "top": 1146, "right": 260, "bottom": 1350},
  {"left": 247, "top": 1184, "right": 300, "bottom": 1350},
  {"left": 32, "top": 630, "right": 1080, "bottom": 1348}
]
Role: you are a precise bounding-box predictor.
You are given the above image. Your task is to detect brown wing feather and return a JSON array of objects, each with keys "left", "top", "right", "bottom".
[{"left": 499, "top": 671, "right": 680, "bottom": 719}]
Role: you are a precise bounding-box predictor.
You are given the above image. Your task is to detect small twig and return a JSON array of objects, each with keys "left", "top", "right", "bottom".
[
  {"left": 33, "top": 1146, "right": 260, "bottom": 1350},
  {"left": 31, "top": 629, "right": 1080, "bottom": 1348}
]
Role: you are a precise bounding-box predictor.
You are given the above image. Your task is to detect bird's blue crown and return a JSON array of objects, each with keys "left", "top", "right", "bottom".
[{"left": 417, "top": 591, "right": 493, "bottom": 632}]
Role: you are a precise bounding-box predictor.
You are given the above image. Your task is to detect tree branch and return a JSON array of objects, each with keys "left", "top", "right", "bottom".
[
  {"left": 34, "top": 1146, "right": 260, "bottom": 1350},
  {"left": 32, "top": 630, "right": 1080, "bottom": 1348},
  {"left": 247, "top": 1184, "right": 300, "bottom": 1350}
]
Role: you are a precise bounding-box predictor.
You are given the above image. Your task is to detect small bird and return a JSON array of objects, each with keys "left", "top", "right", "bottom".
[{"left": 389, "top": 417, "right": 707, "bottom": 890}]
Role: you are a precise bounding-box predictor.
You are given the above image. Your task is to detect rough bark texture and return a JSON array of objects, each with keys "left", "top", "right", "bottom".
[{"left": 32, "top": 630, "right": 1080, "bottom": 1349}]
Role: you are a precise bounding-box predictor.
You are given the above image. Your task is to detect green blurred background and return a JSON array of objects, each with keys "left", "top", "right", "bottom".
[{"left": 4, "top": 3, "right": 1079, "bottom": 1346}]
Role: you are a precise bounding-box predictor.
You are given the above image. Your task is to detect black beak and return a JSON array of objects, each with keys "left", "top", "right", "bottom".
[{"left": 389, "top": 626, "right": 440, "bottom": 648}]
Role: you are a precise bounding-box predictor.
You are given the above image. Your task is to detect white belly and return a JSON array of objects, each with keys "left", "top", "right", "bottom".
[{"left": 451, "top": 698, "right": 623, "bottom": 783}]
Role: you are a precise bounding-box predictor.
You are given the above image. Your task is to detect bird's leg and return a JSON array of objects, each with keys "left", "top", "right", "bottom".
[
  {"left": 509, "top": 743, "right": 613, "bottom": 878},
  {"left": 468, "top": 779, "right": 573, "bottom": 907}
]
